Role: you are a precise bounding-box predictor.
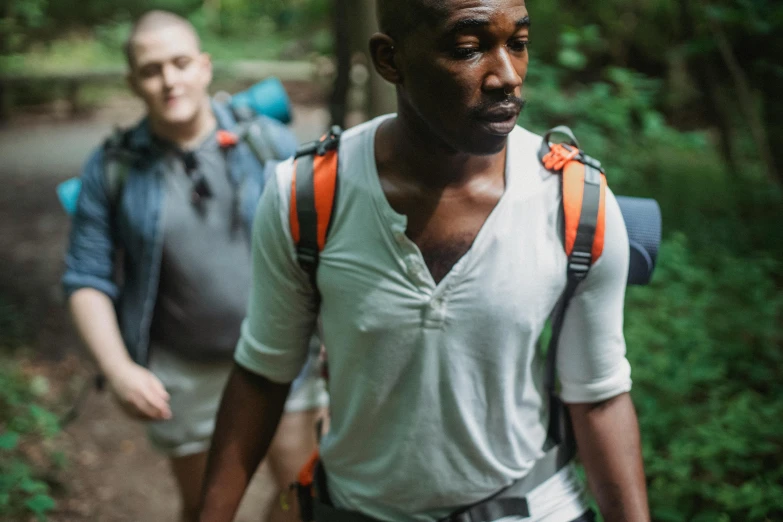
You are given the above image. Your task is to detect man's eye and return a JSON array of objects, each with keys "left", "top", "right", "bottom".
[
  {"left": 452, "top": 47, "right": 479, "bottom": 59},
  {"left": 508, "top": 40, "right": 530, "bottom": 53},
  {"left": 175, "top": 57, "right": 192, "bottom": 69},
  {"left": 139, "top": 65, "right": 159, "bottom": 78}
]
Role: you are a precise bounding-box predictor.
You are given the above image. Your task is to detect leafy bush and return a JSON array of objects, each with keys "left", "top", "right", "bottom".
[
  {"left": 626, "top": 235, "right": 783, "bottom": 520},
  {"left": 520, "top": 58, "right": 783, "bottom": 259},
  {"left": 1, "top": 298, "right": 61, "bottom": 521},
  {"left": 0, "top": 362, "right": 61, "bottom": 521},
  {"left": 518, "top": 23, "right": 783, "bottom": 519}
]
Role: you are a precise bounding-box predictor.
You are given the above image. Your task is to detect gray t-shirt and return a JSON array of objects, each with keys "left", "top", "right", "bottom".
[{"left": 150, "top": 131, "right": 252, "bottom": 359}]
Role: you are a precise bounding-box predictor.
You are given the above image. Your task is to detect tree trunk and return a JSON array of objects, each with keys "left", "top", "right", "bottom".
[
  {"left": 329, "top": 0, "right": 396, "bottom": 126},
  {"left": 354, "top": 0, "right": 396, "bottom": 118},
  {"left": 329, "top": 0, "right": 351, "bottom": 127},
  {"left": 679, "top": 1, "right": 738, "bottom": 176},
  {"left": 707, "top": 16, "right": 777, "bottom": 184}
]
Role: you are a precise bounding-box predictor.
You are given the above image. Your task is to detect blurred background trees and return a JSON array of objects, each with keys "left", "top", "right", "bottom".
[{"left": 0, "top": 0, "right": 781, "bottom": 520}]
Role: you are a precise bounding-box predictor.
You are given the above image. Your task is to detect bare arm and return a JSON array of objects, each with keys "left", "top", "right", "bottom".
[
  {"left": 568, "top": 393, "right": 649, "bottom": 522},
  {"left": 69, "top": 287, "right": 170, "bottom": 420},
  {"left": 199, "top": 364, "right": 291, "bottom": 521}
]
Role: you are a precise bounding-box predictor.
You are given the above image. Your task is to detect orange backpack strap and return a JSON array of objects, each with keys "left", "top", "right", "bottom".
[
  {"left": 289, "top": 126, "right": 342, "bottom": 290},
  {"left": 539, "top": 126, "right": 607, "bottom": 280},
  {"left": 537, "top": 126, "right": 608, "bottom": 464}
]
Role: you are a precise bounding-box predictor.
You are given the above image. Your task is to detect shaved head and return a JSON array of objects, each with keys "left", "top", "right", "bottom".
[
  {"left": 124, "top": 10, "right": 200, "bottom": 69},
  {"left": 376, "top": 0, "right": 447, "bottom": 40}
]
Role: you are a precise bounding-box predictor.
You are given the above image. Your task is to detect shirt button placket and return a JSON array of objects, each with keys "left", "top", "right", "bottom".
[{"left": 423, "top": 294, "right": 447, "bottom": 327}]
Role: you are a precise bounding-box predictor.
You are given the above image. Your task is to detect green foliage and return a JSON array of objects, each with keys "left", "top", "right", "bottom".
[
  {"left": 520, "top": 54, "right": 782, "bottom": 258},
  {"left": 626, "top": 235, "right": 783, "bottom": 520},
  {"left": 517, "top": 15, "right": 783, "bottom": 520},
  {"left": 0, "top": 362, "right": 61, "bottom": 521},
  {"left": 0, "top": 297, "right": 28, "bottom": 351},
  {"left": 1, "top": 299, "right": 60, "bottom": 521}
]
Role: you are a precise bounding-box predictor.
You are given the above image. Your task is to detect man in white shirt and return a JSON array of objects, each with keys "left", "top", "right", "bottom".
[{"left": 199, "top": 0, "right": 650, "bottom": 520}]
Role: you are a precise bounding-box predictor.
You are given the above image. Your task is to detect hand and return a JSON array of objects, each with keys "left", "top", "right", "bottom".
[{"left": 106, "top": 361, "right": 172, "bottom": 421}]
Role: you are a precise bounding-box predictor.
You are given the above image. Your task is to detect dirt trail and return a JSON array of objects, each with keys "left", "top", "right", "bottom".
[{"left": 0, "top": 97, "right": 330, "bottom": 521}]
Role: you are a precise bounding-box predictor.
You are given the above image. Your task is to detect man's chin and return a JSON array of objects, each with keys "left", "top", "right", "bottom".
[
  {"left": 156, "top": 107, "right": 198, "bottom": 127},
  {"left": 461, "top": 132, "right": 510, "bottom": 156}
]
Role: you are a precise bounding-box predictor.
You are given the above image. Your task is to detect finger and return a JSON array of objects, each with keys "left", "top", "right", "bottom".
[
  {"left": 142, "top": 386, "right": 172, "bottom": 420},
  {"left": 123, "top": 397, "right": 157, "bottom": 421},
  {"left": 130, "top": 391, "right": 165, "bottom": 420},
  {"left": 147, "top": 373, "right": 171, "bottom": 402}
]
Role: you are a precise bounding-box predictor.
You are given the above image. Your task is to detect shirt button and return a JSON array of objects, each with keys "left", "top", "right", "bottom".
[{"left": 394, "top": 231, "right": 406, "bottom": 243}]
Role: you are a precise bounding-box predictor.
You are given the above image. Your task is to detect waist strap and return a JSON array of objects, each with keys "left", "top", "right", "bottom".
[{"left": 311, "top": 443, "right": 573, "bottom": 522}]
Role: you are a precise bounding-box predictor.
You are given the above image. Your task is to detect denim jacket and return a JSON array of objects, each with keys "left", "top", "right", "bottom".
[{"left": 62, "top": 101, "right": 297, "bottom": 366}]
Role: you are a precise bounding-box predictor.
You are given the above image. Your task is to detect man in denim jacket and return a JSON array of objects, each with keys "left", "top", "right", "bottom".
[{"left": 62, "top": 10, "right": 327, "bottom": 522}]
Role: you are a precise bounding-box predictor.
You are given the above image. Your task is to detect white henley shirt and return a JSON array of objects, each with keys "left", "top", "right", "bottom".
[{"left": 236, "top": 116, "right": 632, "bottom": 521}]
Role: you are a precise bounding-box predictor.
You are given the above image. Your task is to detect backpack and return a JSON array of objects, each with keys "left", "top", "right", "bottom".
[
  {"left": 289, "top": 125, "right": 662, "bottom": 522},
  {"left": 101, "top": 107, "right": 282, "bottom": 208},
  {"left": 56, "top": 107, "right": 284, "bottom": 216}
]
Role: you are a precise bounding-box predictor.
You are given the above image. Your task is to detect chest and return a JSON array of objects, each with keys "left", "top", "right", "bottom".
[
  {"left": 385, "top": 182, "right": 506, "bottom": 284},
  {"left": 318, "top": 186, "right": 568, "bottom": 337},
  {"left": 115, "top": 146, "right": 265, "bottom": 250}
]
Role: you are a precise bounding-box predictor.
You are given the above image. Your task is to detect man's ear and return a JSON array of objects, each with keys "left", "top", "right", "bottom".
[
  {"left": 369, "top": 33, "right": 402, "bottom": 85},
  {"left": 200, "top": 52, "right": 213, "bottom": 85}
]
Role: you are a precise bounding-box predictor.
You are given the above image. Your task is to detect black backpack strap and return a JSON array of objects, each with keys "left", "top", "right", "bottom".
[
  {"left": 294, "top": 153, "right": 320, "bottom": 289},
  {"left": 290, "top": 126, "right": 342, "bottom": 293},
  {"left": 539, "top": 126, "right": 607, "bottom": 456},
  {"left": 101, "top": 127, "right": 136, "bottom": 209}
]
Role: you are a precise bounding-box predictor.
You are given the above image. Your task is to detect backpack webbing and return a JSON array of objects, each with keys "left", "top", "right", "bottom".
[
  {"left": 101, "top": 112, "right": 280, "bottom": 209},
  {"left": 289, "top": 127, "right": 342, "bottom": 291}
]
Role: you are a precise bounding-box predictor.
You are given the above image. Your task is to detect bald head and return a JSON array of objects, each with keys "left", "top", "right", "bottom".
[{"left": 124, "top": 10, "right": 201, "bottom": 69}]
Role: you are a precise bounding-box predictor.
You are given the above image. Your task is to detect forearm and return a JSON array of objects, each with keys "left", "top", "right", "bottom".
[
  {"left": 568, "top": 393, "right": 649, "bottom": 522},
  {"left": 200, "top": 364, "right": 291, "bottom": 521},
  {"left": 68, "top": 287, "right": 132, "bottom": 378}
]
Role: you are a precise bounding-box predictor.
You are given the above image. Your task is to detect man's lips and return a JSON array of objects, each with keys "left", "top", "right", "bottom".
[
  {"left": 477, "top": 102, "right": 521, "bottom": 122},
  {"left": 475, "top": 102, "right": 521, "bottom": 135}
]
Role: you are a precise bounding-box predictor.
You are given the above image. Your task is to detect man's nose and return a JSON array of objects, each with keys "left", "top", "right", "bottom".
[
  {"left": 161, "top": 63, "right": 178, "bottom": 88},
  {"left": 484, "top": 48, "right": 524, "bottom": 95}
]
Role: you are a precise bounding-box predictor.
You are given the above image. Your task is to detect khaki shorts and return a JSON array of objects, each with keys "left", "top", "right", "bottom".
[{"left": 146, "top": 347, "right": 329, "bottom": 458}]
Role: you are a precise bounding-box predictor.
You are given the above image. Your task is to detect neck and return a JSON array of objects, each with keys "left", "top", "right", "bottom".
[
  {"left": 149, "top": 96, "right": 217, "bottom": 150},
  {"left": 377, "top": 112, "right": 507, "bottom": 189}
]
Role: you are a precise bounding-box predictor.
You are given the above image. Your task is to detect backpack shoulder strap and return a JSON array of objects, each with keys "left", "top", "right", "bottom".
[
  {"left": 537, "top": 125, "right": 608, "bottom": 458},
  {"left": 289, "top": 126, "right": 342, "bottom": 290},
  {"left": 538, "top": 125, "right": 607, "bottom": 279},
  {"left": 228, "top": 105, "right": 284, "bottom": 163},
  {"left": 240, "top": 117, "right": 279, "bottom": 163},
  {"left": 102, "top": 127, "right": 134, "bottom": 208}
]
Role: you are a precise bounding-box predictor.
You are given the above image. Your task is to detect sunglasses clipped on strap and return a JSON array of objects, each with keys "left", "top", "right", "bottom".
[{"left": 182, "top": 151, "right": 213, "bottom": 204}]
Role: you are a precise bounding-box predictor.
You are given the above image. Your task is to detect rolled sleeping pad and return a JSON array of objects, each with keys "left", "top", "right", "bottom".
[
  {"left": 616, "top": 195, "right": 661, "bottom": 285},
  {"left": 57, "top": 78, "right": 292, "bottom": 215},
  {"left": 57, "top": 177, "right": 82, "bottom": 217},
  {"left": 229, "top": 77, "right": 292, "bottom": 125}
]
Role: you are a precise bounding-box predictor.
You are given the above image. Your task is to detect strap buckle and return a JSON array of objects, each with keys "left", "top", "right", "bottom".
[
  {"left": 542, "top": 143, "right": 580, "bottom": 171},
  {"left": 296, "top": 126, "right": 343, "bottom": 158},
  {"left": 316, "top": 126, "right": 342, "bottom": 156},
  {"left": 296, "top": 245, "right": 319, "bottom": 267}
]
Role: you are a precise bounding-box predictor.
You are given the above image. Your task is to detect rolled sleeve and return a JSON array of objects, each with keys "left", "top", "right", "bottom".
[
  {"left": 61, "top": 148, "right": 120, "bottom": 301},
  {"left": 234, "top": 159, "right": 318, "bottom": 383},
  {"left": 557, "top": 188, "right": 633, "bottom": 404}
]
